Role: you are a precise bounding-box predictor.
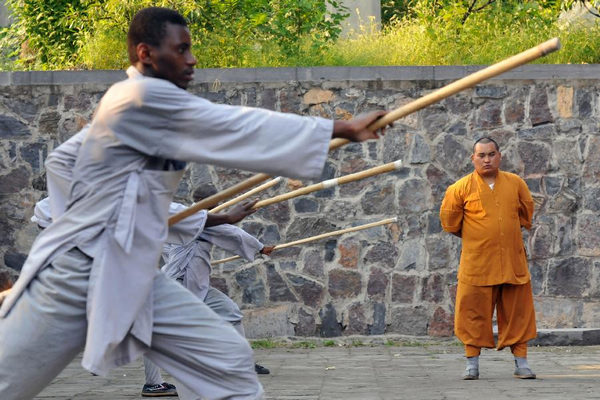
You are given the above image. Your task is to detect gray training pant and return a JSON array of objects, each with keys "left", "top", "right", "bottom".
[
  {"left": 144, "top": 286, "right": 246, "bottom": 385},
  {"left": 0, "top": 248, "right": 263, "bottom": 400}
]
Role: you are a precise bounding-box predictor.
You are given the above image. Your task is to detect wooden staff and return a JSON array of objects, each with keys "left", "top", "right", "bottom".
[
  {"left": 170, "top": 38, "right": 561, "bottom": 226},
  {"left": 168, "top": 173, "right": 270, "bottom": 226},
  {"left": 252, "top": 160, "right": 402, "bottom": 210},
  {"left": 212, "top": 217, "right": 398, "bottom": 265},
  {"left": 209, "top": 177, "right": 283, "bottom": 213}
]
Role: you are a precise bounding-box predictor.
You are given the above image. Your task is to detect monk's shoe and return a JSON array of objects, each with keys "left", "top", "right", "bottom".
[
  {"left": 462, "top": 368, "right": 479, "bottom": 380},
  {"left": 513, "top": 367, "right": 536, "bottom": 379}
]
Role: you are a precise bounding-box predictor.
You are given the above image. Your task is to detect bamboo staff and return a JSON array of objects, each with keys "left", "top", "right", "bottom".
[
  {"left": 170, "top": 38, "right": 561, "bottom": 226},
  {"left": 251, "top": 160, "right": 402, "bottom": 210},
  {"left": 209, "top": 177, "right": 283, "bottom": 213},
  {"left": 212, "top": 217, "right": 398, "bottom": 265},
  {"left": 169, "top": 173, "right": 270, "bottom": 226}
]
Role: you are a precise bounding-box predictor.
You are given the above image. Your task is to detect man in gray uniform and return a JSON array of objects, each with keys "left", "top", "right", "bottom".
[
  {"left": 143, "top": 200, "right": 274, "bottom": 396},
  {"left": 0, "top": 6, "right": 388, "bottom": 400}
]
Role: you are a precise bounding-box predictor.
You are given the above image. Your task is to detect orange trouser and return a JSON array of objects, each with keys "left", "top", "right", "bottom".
[{"left": 454, "top": 281, "right": 537, "bottom": 358}]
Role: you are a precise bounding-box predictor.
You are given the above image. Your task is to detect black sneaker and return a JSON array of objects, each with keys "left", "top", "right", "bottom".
[
  {"left": 141, "top": 382, "right": 178, "bottom": 397},
  {"left": 255, "top": 363, "right": 270, "bottom": 375}
]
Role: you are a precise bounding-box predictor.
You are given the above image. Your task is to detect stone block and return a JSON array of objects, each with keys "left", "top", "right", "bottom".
[
  {"left": 338, "top": 239, "right": 359, "bottom": 269},
  {"left": 243, "top": 305, "right": 295, "bottom": 339},
  {"left": 391, "top": 273, "right": 416, "bottom": 303},
  {"left": 420, "top": 105, "right": 450, "bottom": 141},
  {"left": 235, "top": 266, "right": 266, "bottom": 306},
  {"left": 427, "top": 307, "right": 454, "bottom": 337},
  {"left": 286, "top": 273, "right": 325, "bottom": 308},
  {"left": 20, "top": 141, "right": 48, "bottom": 171},
  {"left": 426, "top": 164, "right": 455, "bottom": 204},
  {"left": 397, "top": 239, "right": 426, "bottom": 271},
  {"left": 434, "top": 135, "right": 470, "bottom": 176},
  {"left": 293, "top": 198, "right": 318, "bottom": 213},
  {"left": 504, "top": 94, "right": 525, "bottom": 125},
  {"left": 474, "top": 100, "right": 503, "bottom": 128},
  {"left": 409, "top": 134, "right": 430, "bottom": 164},
  {"left": 369, "top": 302, "right": 386, "bottom": 335},
  {"left": 529, "top": 260, "right": 547, "bottom": 296},
  {"left": 303, "top": 249, "right": 325, "bottom": 279},
  {"left": 475, "top": 85, "right": 508, "bottom": 99},
  {"left": 557, "top": 86, "right": 574, "bottom": 118},
  {"left": 319, "top": 303, "right": 342, "bottom": 337},
  {"left": 303, "top": 88, "right": 334, "bottom": 105},
  {"left": 361, "top": 184, "right": 395, "bottom": 215},
  {"left": 286, "top": 217, "right": 337, "bottom": 242},
  {"left": 4, "top": 251, "right": 26, "bottom": 272},
  {"left": 367, "top": 267, "right": 389, "bottom": 300},
  {"left": 421, "top": 274, "right": 445, "bottom": 303},
  {"left": 529, "top": 86, "right": 554, "bottom": 126},
  {"left": 397, "top": 178, "right": 432, "bottom": 213},
  {"left": 426, "top": 236, "right": 454, "bottom": 271},
  {"left": 267, "top": 264, "right": 296, "bottom": 302},
  {"left": 582, "top": 186, "right": 600, "bottom": 212},
  {"left": 364, "top": 242, "right": 398, "bottom": 269},
  {"left": 577, "top": 214, "right": 600, "bottom": 256},
  {"left": 576, "top": 88, "right": 594, "bottom": 118},
  {"left": 328, "top": 269, "right": 362, "bottom": 299},
  {"left": 517, "top": 141, "right": 551, "bottom": 177},
  {"left": 534, "top": 297, "right": 582, "bottom": 328},
  {"left": 547, "top": 257, "right": 592, "bottom": 297},
  {"left": 345, "top": 302, "right": 368, "bottom": 335},
  {"left": 295, "top": 307, "right": 316, "bottom": 336},
  {"left": 388, "top": 305, "right": 428, "bottom": 335},
  {"left": 517, "top": 124, "right": 556, "bottom": 141},
  {"left": 583, "top": 136, "right": 600, "bottom": 184},
  {"left": 0, "top": 168, "right": 30, "bottom": 196},
  {"left": 0, "top": 115, "right": 30, "bottom": 138}
]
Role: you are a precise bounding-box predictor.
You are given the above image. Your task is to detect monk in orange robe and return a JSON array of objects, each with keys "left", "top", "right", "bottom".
[{"left": 440, "top": 137, "right": 536, "bottom": 380}]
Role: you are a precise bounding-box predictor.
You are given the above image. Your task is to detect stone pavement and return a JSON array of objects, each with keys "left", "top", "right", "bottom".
[{"left": 35, "top": 341, "right": 600, "bottom": 400}]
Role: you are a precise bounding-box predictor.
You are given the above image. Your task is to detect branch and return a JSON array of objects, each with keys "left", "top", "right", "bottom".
[{"left": 582, "top": 0, "right": 600, "bottom": 18}]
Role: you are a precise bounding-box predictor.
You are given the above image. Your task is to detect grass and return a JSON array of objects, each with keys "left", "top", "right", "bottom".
[
  {"left": 249, "top": 337, "right": 460, "bottom": 349},
  {"left": 3, "top": 12, "right": 600, "bottom": 71}
]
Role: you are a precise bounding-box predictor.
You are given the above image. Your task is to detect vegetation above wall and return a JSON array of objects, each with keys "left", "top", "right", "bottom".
[{"left": 1, "top": 0, "right": 599, "bottom": 70}]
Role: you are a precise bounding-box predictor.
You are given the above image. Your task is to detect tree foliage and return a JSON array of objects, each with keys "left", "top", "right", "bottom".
[{"left": 1, "top": 0, "right": 349, "bottom": 70}]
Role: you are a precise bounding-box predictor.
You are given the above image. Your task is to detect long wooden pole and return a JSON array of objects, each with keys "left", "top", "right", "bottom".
[
  {"left": 212, "top": 217, "right": 398, "bottom": 265},
  {"left": 168, "top": 173, "right": 270, "bottom": 226},
  {"left": 209, "top": 177, "right": 283, "bottom": 213},
  {"left": 251, "top": 160, "right": 402, "bottom": 210},
  {"left": 170, "top": 38, "right": 561, "bottom": 226}
]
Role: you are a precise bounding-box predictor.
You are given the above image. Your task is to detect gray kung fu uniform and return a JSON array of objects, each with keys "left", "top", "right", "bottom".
[
  {"left": 145, "top": 206, "right": 264, "bottom": 385},
  {"left": 0, "top": 66, "right": 332, "bottom": 400}
]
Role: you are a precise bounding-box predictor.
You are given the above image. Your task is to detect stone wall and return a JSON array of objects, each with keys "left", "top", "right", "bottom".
[{"left": 1, "top": 65, "right": 599, "bottom": 338}]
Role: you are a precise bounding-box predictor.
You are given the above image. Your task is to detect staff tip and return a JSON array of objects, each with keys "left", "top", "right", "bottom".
[
  {"left": 539, "top": 38, "right": 561, "bottom": 55},
  {"left": 393, "top": 160, "right": 403, "bottom": 169}
]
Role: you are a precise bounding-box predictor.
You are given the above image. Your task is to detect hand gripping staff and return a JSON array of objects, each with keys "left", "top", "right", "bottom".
[{"left": 168, "top": 38, "right": 561, "bottom": 226}]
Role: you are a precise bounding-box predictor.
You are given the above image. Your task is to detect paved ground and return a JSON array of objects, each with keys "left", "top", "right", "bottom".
[{"left": 35, "top": 343, "right": 600, "bottom": 400}]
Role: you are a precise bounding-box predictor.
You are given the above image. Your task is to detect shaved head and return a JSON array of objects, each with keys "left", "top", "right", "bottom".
[{"left": 473, "top": 137, "right": 499, "bottom": 153}]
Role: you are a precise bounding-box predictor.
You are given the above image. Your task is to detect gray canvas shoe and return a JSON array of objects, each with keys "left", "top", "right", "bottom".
[
  {"left": 462, "top": 368, "right": 479, "bottom": 380},
  {"left": 514, "top": 367, "right": 536, "bottom": 379}
]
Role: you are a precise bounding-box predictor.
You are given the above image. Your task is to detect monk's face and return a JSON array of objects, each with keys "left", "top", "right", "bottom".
[
  {"left": 147, "top": 22, "right": 197, "bottom": 89},
  {"left": 471, "top": 142, "right": 501, "bottom": 177}
]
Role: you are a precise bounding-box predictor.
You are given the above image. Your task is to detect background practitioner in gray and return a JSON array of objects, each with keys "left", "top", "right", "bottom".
[
  {"left": 0, "top": 7, "right": 389, "bottom": 400},
  {"left": 144, "top": 200, "right": 274, "bottom": 395}
]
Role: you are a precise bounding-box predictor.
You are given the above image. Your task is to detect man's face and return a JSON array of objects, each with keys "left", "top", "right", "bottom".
[
  {"left": 471, "top": 142, "right": 501, "bottom": 177},
  {"left": 148, "top": 23, "right": 197, "bottom": 89}
]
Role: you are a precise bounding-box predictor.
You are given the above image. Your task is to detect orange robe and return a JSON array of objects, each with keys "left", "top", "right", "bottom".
[{"left": 440, "top": 170, "right": 536, "bottom": 356}]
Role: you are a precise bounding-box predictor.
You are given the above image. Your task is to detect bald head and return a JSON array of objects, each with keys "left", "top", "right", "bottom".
[{"left": 473, "top": 137, "right": 499, "bottom": 153}]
